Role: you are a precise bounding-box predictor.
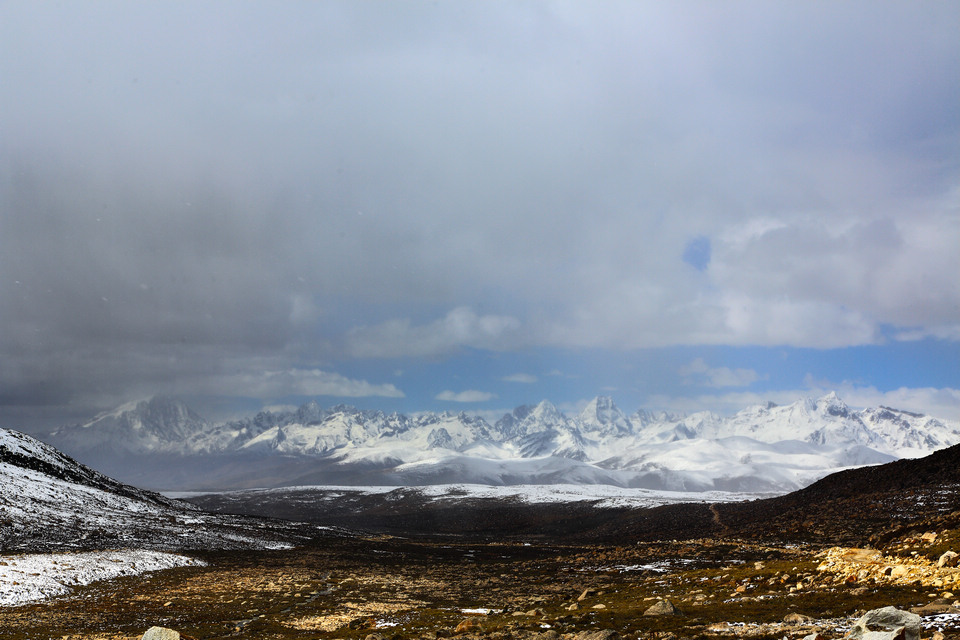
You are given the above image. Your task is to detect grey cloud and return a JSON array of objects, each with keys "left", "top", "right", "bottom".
[
  {"left": 1, "top": 1, "right": 958, "bottom": 425},
  {"left": 346, "top": 308, "right": 523, "bottom": 358}
]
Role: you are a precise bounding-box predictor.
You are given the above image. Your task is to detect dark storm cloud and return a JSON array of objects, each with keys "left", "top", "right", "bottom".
[{"left": 1, "top": 1, "right": 958, "bottom": 427}]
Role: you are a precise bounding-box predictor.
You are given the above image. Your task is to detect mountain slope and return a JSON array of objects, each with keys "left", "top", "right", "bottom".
[{"left": 0, "top": 428, "right": 303, "bottom": 552}]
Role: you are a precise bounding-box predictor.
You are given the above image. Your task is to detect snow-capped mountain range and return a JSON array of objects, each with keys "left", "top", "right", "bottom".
[{"left": 42, "top": 393, "right": 960, "bottom": 492}]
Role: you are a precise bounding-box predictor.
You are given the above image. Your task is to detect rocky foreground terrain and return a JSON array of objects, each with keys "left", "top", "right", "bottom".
[
  {"left": 1, "top": 435, "right": 959, "bottom": 639},
  {"left": 0, "top": 522, "right": 958, "bottom": 639}
]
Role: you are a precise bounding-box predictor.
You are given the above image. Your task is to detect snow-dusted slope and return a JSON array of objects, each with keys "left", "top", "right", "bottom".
[
  {"left": 43, "top": 393, "right": 960, "bottom": 492},
  {"left": 0, "top": 428, "right": 301, "bottom": 552}
]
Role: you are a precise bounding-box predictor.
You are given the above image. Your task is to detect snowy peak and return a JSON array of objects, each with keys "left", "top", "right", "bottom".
[
  {"left": 815, "top": 391, "right": 849, "bottom": 417},
  {"left": 577, "top": 396, "right": 631, "bottom": 436},
  {"left": 47, "top": 396, "right": 210, "bottom": 456},
  {"left": 39, "top": 391, "right": 960, "bottom": 493}
]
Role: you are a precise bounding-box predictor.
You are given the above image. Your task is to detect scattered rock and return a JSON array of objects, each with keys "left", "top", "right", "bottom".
[
  {"left": 784, "top": 612, "right": 811, "bottom": 625},
  {"left": 846, "top": 606, "right": 921, "bottom": 640},
  {"left": 573, "top": 631, "right": 618, "bottom": 640},
  {"left": 643, "top": 599, "right": 682, "bottom": 616},
  {"left": 142, "top": 629, "right": 179, "bottom": 640},
  {"left": 348, "top": 617, "right": 376, "bottom": 630},
  {"left": 577, "top": 588, "right": 598, "bottom": 601},
  {"left": 937, "top": 551, "right": 958, "bottom": 568},
  {"left": 454, "top": 618, "right": 483, "bottom": 634},
  {"left": 909, "top": 602, "right": 959, "bottom": 615}
]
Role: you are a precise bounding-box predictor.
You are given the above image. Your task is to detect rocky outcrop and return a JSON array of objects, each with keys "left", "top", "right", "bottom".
[{"left": 816, "top": 547, "right": 960, "bottom": 589}]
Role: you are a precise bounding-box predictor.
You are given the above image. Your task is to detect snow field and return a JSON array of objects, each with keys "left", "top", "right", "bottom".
[{"left": 0, "top": 549, "right": 206, "bottom": 606}]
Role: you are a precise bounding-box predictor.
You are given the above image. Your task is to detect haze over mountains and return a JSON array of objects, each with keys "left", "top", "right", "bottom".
[{"left": 40, "top": 393, "right": 960, "bottom": 493}]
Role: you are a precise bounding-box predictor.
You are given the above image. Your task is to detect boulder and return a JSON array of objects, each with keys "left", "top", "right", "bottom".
[
  {"left": 643, "top": 599, "right": 682, "bottom": 616},
  {"left": 937, "top": 551, "right": 958, "bottom": 568},
  {"left": 142, "top": 629, "right": 179, "bottom": 640},
  {"left": 846, "top": 606, "right": 921, "bottom": 640}
]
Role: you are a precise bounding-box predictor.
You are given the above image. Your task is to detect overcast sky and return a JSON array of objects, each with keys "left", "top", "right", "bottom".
[{"left": 2, "top": 1, "right": 959, "bottom": 431}]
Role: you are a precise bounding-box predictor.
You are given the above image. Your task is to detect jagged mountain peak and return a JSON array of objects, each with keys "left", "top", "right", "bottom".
[
  {"left": 48, "top": 395, "right": 209, "bottom": 456},
  {"left": 39, "top": 391, "right": 960, "bottom": 493},
  {"left": 532, "top": 399, "right": 561, "bottom": 417},
  {"left": 815, "top": 391, "right": 849, "bottom": 417},
  {"left": 577, "top": 396, "right": 630, "bottom": 435}
]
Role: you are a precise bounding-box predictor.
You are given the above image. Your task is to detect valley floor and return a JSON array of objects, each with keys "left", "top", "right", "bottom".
[{"left": 1, "top": 529, "right": 959, "bottom": 640}]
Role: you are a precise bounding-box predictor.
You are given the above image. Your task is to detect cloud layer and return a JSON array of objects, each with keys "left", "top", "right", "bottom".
[{"left": 1, "top": 2, "right": 957, "bottom": 425}]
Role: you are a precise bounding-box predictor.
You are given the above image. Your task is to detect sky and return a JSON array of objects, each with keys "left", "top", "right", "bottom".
[{"left": 1, "top": 1, "right": 959, "bottom": 432}]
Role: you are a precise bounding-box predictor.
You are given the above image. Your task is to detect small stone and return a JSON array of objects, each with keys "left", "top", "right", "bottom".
[
  {"left": 573, "top": 631, "right": 619, "bottom": 640},
  {"left": 591, "top": 604, "right": 606, "bottom": 609},
  {"left": 643, "top": 599, "right": 682, "bottom": 616},
  {"left": 890, "top": 566, "right": 910, "bottom": 578},
  {"left": 784, "top": 612, "right": 811, "bottom": 625},
  {"left": 142, "top": 628, "right": 179, "bottom": 640},
  {"left": 566, "top": 602, "right": 579, "bottom": 611},
  {"left": 454, "top": 618, "right": 483, "bottom": 634},
  {"left": 577, "top": 588, "right": 598, "bottom": 601}
]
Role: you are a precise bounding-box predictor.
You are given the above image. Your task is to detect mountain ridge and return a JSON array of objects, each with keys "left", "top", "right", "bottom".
[
  {"left": 0, "top": 427, "right": 303, "bottom": 552},
  {"left": 39, "top": 393, "right": 960, "bottom": 492}
]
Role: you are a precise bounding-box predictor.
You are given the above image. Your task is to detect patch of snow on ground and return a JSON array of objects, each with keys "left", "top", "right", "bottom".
[
  {"left": 923, "top": 613, "right": 960, "bottom": 631},
  {"left": 408, "top": 483, "right": 771, "bottom": 507},
  {"left": 0, "top": 549, "right": 205, "bottom": 607},
  {"left": 170, "top": 483, "right": 774, "bottom": 507}
]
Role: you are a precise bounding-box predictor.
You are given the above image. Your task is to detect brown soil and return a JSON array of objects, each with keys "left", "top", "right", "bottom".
[{"left": 2, "top": 530, "right": 959, "bottom": 640}]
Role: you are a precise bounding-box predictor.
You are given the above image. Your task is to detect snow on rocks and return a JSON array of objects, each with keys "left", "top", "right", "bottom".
[{"left": 0, "top": 549, "right": 205, "bottom": 606}]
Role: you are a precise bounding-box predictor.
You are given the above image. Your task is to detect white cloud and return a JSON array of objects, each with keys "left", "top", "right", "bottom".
[
  {"left": 502, "top": 373, "right": 538, "bottom": 384},
  {"left": 435, "top": 390, "right": 497, "bottom": 403},
  {"left": 646, "top": 385, "right": 960, "bottom": 422},
  {"left": 210, "top": 369, "right": 405, "bottom": 399},
  {"left": 679, "top": 358, "right": 762, "bottom": 388},
  {"left": 347, "top": 307, "right": 522, "bottom": 358}
]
